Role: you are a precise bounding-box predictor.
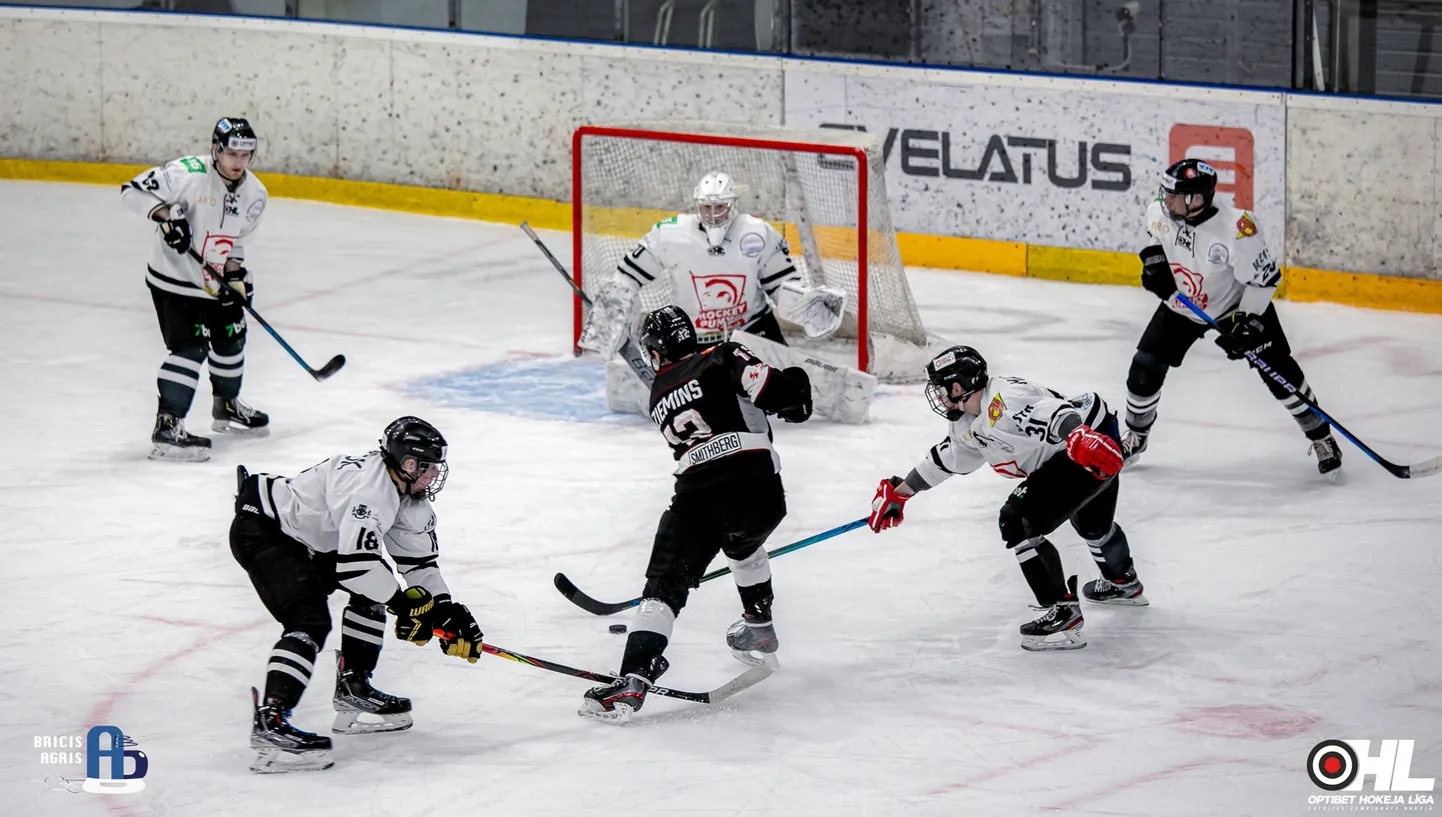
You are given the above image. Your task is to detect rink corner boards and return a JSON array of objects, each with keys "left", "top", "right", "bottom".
[{"left": 6, "top": 157, "right": 1442, "bottom": 316}]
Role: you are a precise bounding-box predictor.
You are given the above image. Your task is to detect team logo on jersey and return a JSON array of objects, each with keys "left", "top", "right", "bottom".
[
  {"left": 1175, "top": 225, "right": 1195, "bottom": 253},
  {"left": 352, "top": 504, "right": 373, "bottom": 520},
  {"left": 199, "top": 234, "right": 238, "bottom": 266},
  {"left": 739, "top": 232, "right": 765, "bottom": 257},
  {"left": 1235, "top": 212, "right": 1258, "bottom": 239},
  {"left": 1207, "top": 243, "right": 1229, "bottom": 265},
  {"left": 1172, "top": 263, "right": 1208, "bottom": 310},
  {"left": 690, "top": 273, "right": 749, "bottom": 332},
  {"left": 247, "top": 200, "right": 265, "bottom": 221},
  {"left": 987, "top": 394, "right": 1006, "bottom": 426}
]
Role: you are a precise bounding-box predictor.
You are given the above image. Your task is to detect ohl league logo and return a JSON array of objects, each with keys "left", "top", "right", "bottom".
[
  {"left": 83, "top": 725, "right": 147, "bottom": 794},
  {"left": 1307, "top": 739, "right": 1434, "bottom": 810}
]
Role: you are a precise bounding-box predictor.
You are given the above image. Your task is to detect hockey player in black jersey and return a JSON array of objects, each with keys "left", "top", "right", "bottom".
[
  {"left": 581, "top": 305, "right": 813, "bottom": 723},
  {"left": 230, "top": 417, "right": 484, "bottom": 772}
]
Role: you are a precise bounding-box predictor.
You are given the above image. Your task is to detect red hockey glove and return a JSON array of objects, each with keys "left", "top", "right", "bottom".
[
  {"left": 1065, "top": 425, "right": 1124, "bottom": 479},
  {"left": 868, "top": 476, "right": 911, "bottom": 533}
]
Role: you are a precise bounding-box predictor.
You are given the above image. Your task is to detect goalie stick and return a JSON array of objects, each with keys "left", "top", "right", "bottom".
[
  {"left": 135, "top": 186, "right": 345, "bottom": 382},
  {"left": 1177, "top": 293, "right": 1440, "bottom": 479},
  {"left": 467, "top": 639, "right": 772, "bottom": 704},
  {"left": 554, "top": 517, "right": 868, "bottom": 616},
  {"left": 519, "top": 222, "right": 655, "bottom": 385}
]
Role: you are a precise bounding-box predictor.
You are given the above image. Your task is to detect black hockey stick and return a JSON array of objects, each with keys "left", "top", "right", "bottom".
[
  {"left": 475, "top": 641, "right": 771, "bottom": 704},
  {"left": 554, "top": 517, "right": 869, "bottom": 616},
  {"left": 518, "top": 221, "right": 655, "bottom": 385},
  {"left": 134, "top": 185, "right": 345, "bottom": 381},
  {"left": 1177, "top": 293, "right": 1440, "bottom": 479}
]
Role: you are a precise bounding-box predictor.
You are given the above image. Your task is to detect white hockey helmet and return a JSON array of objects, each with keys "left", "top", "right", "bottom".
[{"left": 694, "top": 171, "right": 739, "bottom": 243}]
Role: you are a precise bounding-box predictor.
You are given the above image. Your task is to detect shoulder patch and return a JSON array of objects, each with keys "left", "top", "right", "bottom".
[
  {"left": 656, "top": 215, "right": 679, "bottom": 228},
  {"left": 1235, "top": 212, "right": 1258, "bottom": 239},
  {"left": 987, "top": 393, "right": 1006, "bottom": 426},
  {"left": 178, "top": 157, "right": 207, "bottom": 174}
]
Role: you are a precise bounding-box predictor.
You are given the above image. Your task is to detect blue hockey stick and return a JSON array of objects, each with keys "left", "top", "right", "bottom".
[
  {"left": 554, "top": 518, "right": 870, "bottom": 615},
  {"left": 1175, "top": 292, "right": 1439, "bottom": 479}
]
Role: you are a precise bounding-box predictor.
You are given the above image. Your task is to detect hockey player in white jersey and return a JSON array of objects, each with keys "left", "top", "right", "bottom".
[
  {"left": 1123, "top": 158, "right": 1342, "bottom": 478},
  {"left": 230, "top": 417, "right": 484, "bottom": 772},
  {"left": 578, "top": 172, "right": 870, "bottom": 422},
  {"left": 121, "top": 117, "right": 270, "bottom": 461},
  {"left": 867, "top": 347, "right": 1145, "bottom": 652}
]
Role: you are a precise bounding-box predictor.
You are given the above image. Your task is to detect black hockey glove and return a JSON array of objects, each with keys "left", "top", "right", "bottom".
[
  {"left": 432, "top": 599, "right": 483, "bottom": 664},
  {"left": 387, "top": 586, "right": 437, "bottom": 646},
  {"left": 211, "top": 265, "right": 249, "bottom": 308},
  {"left": 1139, "top": 244, "right": 1177, "bottom": 301},
  {"left": 774, "top": 366, "right": 813, "bottom": 424},
  {"left": 157, "top": 216, "right": 192, "bottom": 254},
  {"left": 1213, "top": 312, "right": 1271, "bottom": 361}
]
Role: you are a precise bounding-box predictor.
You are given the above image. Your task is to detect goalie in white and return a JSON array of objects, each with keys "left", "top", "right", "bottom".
[{"left": 580, "top": 171, "right": 872, "bottom": 422}]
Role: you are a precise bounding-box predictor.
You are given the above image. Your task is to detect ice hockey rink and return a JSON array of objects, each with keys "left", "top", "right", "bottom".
[{"left": 4, "top": 178, "right": 1441, "bottom": 817}]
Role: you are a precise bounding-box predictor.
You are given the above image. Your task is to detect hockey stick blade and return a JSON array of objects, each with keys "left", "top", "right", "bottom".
[
  {"left": 479, "top": 641, "right": 771, "bottom": 704},
  {"left": 311, "top": 354, "right": 346, "bottom": 381},
  {"left": 553, "top": 518, "right": 867, "bottom": 616},
  {"left": 1175, "top": 294, "right": 1442, "bottom": 479},
  {"left": 553, "top": 572, "right": 638, "bottom": 616}
]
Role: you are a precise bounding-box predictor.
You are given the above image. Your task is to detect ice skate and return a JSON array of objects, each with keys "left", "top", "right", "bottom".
[
  {"left": 1082, "top": 569, "right": 1149, "bottom": 606},
  {"left": 1020, "top": 576, "right": 1087, "bottom": 652},
  {"left": 149, "top": 411, "right": 211, "bottom": 462},
  {"left": 1311, "top": 434, "right": 1342, "bottom": 482},
  {"left": 249, "top": 687, "right": 333, "bottom": 773},
  {"left": 579, "top": 655, "right": 668, "bottom": 724},
  {"left": 332, "top": 652, "right": 413, "bottom": 734},
  {"left": 1121, "top": 427, "right": 1149, "bottom": 468},
  {"left": 726, "top": 614, "right": 780, "bottom": 670},
  {"left": 212, "top": 396, "right": 270, "bottom": 436}
]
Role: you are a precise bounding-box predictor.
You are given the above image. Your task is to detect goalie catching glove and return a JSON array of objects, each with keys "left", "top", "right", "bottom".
[
  {"left": 432, "top": 599, "right": 484, "bottom": 663},
  {"left": 774, "top": 280, "right": 847, "bottom": 340}
]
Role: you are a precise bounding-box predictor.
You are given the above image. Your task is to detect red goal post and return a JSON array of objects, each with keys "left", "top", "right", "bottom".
[{"left": 571, "top": 122, "right": 936, "bottom": 381}]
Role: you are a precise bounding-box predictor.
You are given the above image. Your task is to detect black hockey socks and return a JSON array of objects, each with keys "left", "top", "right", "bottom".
[
  {"left": 1276, "top": 379, "right": 1329, "bottom": 439},
  {"left": 1015, "top": 537, "right": 1068, "bottom": 607},
  {"left": 1085, "top": 524, "right": 1136, "bottom": 583},
  {"left": 1124, "top": 351, "right": 1167, "bottom": 433},
  {"left": 339, "top": 600, "right": 386, "bottom": 675},
  {"left": 621, "top": 598, "right": 675, "bottom": 677},
  {"left": 157, "top": 348, "right": 206, "bottom": 417},
  {"left": 209, "top": 337, "right": 245, "bottom": 399},
  {"left": 265, "top": 631, "right": 321, "bottom": 709},
  {"left": 738, "top": 580, "right": 775, "bottom": 623}
]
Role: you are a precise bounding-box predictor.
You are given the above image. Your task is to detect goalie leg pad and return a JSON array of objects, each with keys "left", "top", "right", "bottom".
[{"left": 730, "top": 330, "right": 876, "bottom": 424}]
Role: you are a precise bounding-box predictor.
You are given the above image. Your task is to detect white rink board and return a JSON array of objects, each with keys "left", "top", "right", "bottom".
[
  {"left": 784, "top": 65, "right": 1287, "bottom": 255},
  {"left": 3, "top": 181, "right": 1441, "bottom": 815}
]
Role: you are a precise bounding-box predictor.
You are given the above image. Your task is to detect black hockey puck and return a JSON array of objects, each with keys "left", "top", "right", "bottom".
[{"left": 608, "top": 624, "right": 628, "bottom": 634}]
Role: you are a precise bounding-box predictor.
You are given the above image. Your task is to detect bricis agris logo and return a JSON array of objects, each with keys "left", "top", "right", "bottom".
[
  {"left": 36, "top": 725, "right": 147, "bottom": 795},
  {"left": 1307, "top": 739, "right": 1434, "bottom": 811}
]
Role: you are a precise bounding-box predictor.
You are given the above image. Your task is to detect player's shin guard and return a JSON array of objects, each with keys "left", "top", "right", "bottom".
[
  {"left": 157, "top": 349, "right": 205, "bottom": 417},
  {"left": 1082, "top": 525, "right": 1148, "bottom": 606},
  {"left": 339, "top": 600, "right": 385, "bottom": 674},
  {"left": 333, "top": 601, "right": 411, "bottom": 734},
  {"left": 622, "top": 598, "right": 674, "bottom": 676},
  {"left": 583, "top": 599, "right": 673, "bottom": 723},
  {"left": 265, "top": 631, "right": 321, "bottom": 710},
  {"left": 1014, "top": 537, "right": 1068, "bottom": 608},
  {"left": 208, "top": 343, "right": 245, "bottom": 400}
]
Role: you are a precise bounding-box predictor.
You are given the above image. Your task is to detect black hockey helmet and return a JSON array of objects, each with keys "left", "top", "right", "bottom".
[
  {"left": 381, "top": 416, "right": 448, "bottom": 499},
  {"left": 1160, "top": 158, "right": 1217, "bottom": 220},
  {"left": 211, "top": 117, "right": 259, "bottom": 153},
  {"left": 924, "top": 345, "right": 988, "bottom": 421},
  {"left": 639, "top": 305, "right": 698, "bottom": 368}
]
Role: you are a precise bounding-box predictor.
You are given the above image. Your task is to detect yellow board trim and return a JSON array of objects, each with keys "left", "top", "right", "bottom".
[{"left": 6, "top": 157, "right": 1441, "bottom": 315}]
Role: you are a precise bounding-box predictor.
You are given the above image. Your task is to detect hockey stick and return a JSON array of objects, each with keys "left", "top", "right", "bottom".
[
  {"left": 134, "top": 185, "right": 345, "bottom": 381},
  {"left": 1176, "top": 293, "right": 1441, "bottom": 478},
  {"left": 518, "top": 221, "right": 655, "bottom": 385},
  {"left": 554, "top": 517, "right": 869, "bottom": 616},
  {"left": 475, "top": 641, "right": 772, "bottom": 704}
]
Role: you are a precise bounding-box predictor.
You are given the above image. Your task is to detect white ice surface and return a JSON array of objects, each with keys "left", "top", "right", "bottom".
[{"left": 3, "top": 180, "right": 1440, "bottom": 817}]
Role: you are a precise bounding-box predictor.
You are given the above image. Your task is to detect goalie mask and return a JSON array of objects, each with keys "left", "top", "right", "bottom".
[
  {"left": 694, "top": 171, "right": 739, "bottom": 246},
  {"left": 639, "top": 304, "right": 698, "bottom": 368},
  {"left": 381, "top": 416, "right": 448, "bottom": 499},
  {"left": 924, "top": 345, "right": 988, "bottom": 422},
  {"left": 1160, "top": 158, "right": 1217, "bottom": 223}
]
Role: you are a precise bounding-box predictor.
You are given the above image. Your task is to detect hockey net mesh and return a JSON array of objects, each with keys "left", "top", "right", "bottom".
[{"left": 575, "top": 121, "right": 937, "bottom": 381}]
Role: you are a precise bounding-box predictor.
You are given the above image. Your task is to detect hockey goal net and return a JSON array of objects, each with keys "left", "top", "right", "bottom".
[{"left": 572, "top": 121, "right": 942, "bottom": 382}]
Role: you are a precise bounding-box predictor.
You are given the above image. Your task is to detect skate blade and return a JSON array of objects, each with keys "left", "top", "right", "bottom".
[
  {"left": 577, "top": 699, "right": 635, "bottom": 725},
  {"left": 149, "top": 443, "right": 211, "bottom": 462},
  {"left": 250, "top": 746, "right": 334, "bottom": 774},
  {"left": 1324, "top": 467, "right": 1342, "bottom": 484},
  {"left": 1084, "top": 593, "right": 1150, "bottom": 607},
  {"left": 731, "top": 649, "right": 781, "bottom": 671},
  {"left": 212, "top": 420, "right": 271, "bottom": 437},
  {"left": 1020, "top": 631, "right": 1088, "bottom": 652},
  {"left": 332, "top": 709, "right": 413, "bottom": 734}
]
